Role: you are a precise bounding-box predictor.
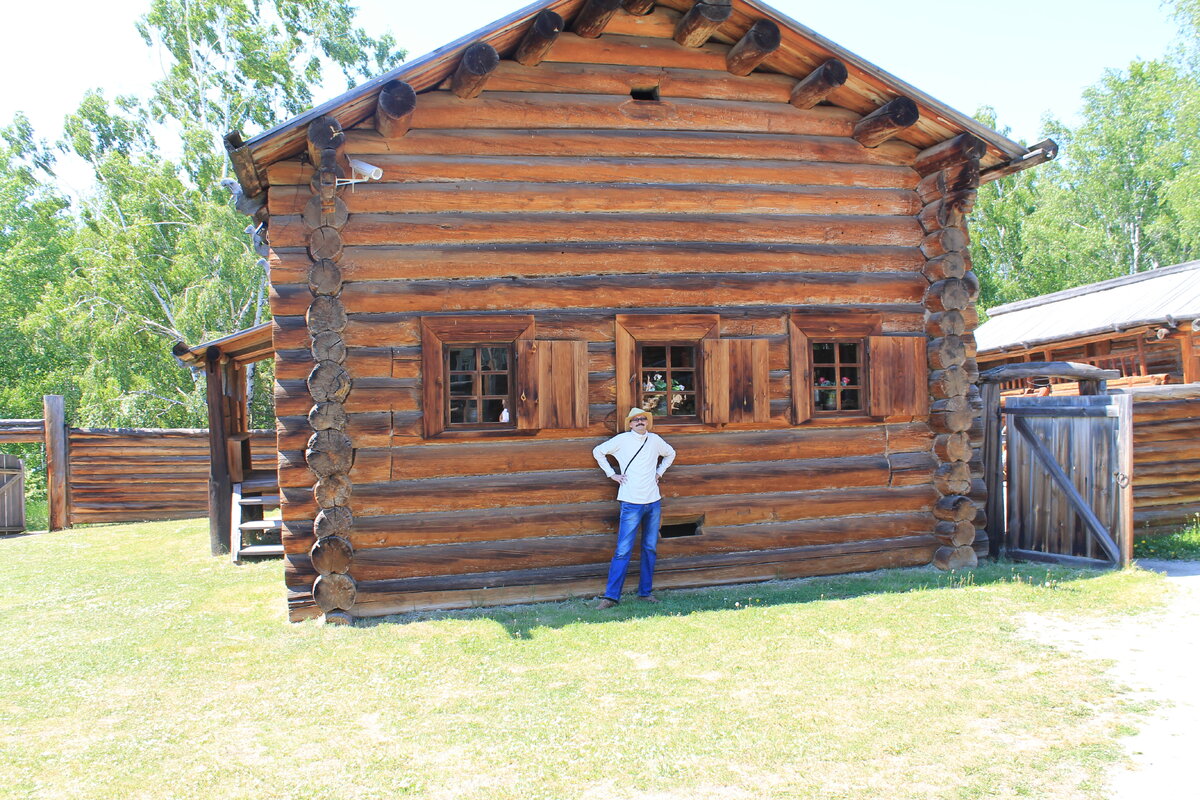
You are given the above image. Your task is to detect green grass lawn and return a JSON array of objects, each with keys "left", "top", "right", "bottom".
[
  {"left": 1134, "top": 517, "right": 1200, "bottom": 560},
  {"left": 0, "top": 520, "right": 1172, "bottom": 800}
]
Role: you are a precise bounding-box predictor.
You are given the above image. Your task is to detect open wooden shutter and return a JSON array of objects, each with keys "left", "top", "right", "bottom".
[
  {"left": 701, "top": 339, "right": 770, "bottom": 424},
  {"left": 516, "top": 340, "right": 589, "bottom": 429},
  {"left": 788, "top": 320, "right": 813, "bottom": 424},
  {"left": 869, "top": 335, "right": 930, "bottom": 418}
]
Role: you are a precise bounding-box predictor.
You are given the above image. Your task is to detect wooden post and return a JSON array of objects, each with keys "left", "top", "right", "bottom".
[
  {"left": 43, "top": 395, "right": 69, "bottom": 532},
  {"left": 205, "top": 348, "right": 233, "bottom": 555},
  {"left": 375, "top": 81, "right": 417, "bottom": 138},
  {"left": 305, "top": 115, "right": 349, "bottom": 177},
  {"left": 726, "top": 19, "right": 781, "bottom": 76}
]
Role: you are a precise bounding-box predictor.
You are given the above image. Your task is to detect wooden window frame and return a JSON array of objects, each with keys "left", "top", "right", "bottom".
[
  {"left": 616, "top": 314, "right": 719, "bottom": 427},
  {"left": 635, "top": 341, "right": 702, "bottom": 422},
  {"left": 809, "top": 338, "right": 868, "bottom": 417},
  {"left": 443, "top": 343, "right": 517, "bottom": 431},
  {"left": 789, "top": 312, "right": 881, "bottom": 424}
]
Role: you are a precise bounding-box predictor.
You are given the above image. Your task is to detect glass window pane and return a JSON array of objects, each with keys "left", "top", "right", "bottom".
[
  {"left": 673, "top": 371, "right": 694, "bottom": 391},
  {"left": 673, "top": 394, "right": 696, "bottom": 416},
  {"left": 449, "top": 375, "right": 474, "bottom": 396},
  {"left": 643, "top": 371, "right": 668, "bottom": 392},
  {"left": 481, "top": 398, "right": 507, "bottom": 422},
  {"left": 815, "top": 388, "right": 837, "bottom": 411},
  {"left": 839, "top": 342, "right": 859, "bottom": 363},
  {"left": 487, "top": 347, "right": 509, "bottom": 371},
  {"left": 670, "top": 347, "right": 694, "bottom": 368},
  {"left": 642, "top": 346, "right": 667, "bottom": 368},
  {"left": 812, "top": 342, "right": 836, "bottom": 364},
  {"left": 484, "top": 374, "right": 508, "bottom": 396},
  {"left": 642, "top": 394, "right": 667, "bottom": 416},
  {"left": 449, "top": 399, "right": 470, "bottom": 424},
  {"left": 814, "top": 367, "right": 837, "bottom": 387},
  {"left": 842, "top": 389, "right": 861, "bottom": 411},
  {"left": 449, "top": 348, "right": 475, "bottom": 371},
  {"left": 840, "top": 367, "right": 859, "bottom": 388}
]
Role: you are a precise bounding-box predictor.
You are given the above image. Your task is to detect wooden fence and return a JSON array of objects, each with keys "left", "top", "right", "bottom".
[
  {"left": 1126, "top": 385, "right": 1200, "bottom": 535},
  {"left": 0, "top": 396, "right": 273, "bottom": 528},
  {"left": 0, "top": 455, "right": 24, "bottom": 533}
]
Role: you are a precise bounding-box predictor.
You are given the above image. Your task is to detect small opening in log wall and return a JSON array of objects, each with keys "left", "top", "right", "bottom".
[
  {"left": 661, "top": 518, "right": 702, "bottom": 538},
  {"left": 630, "top": 85, "right": 661, "bottom": 101}
]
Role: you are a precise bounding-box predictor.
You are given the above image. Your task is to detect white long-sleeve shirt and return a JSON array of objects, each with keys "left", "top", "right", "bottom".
[{"left": 592, "top": 431, "right": 676, "bottom": 504}]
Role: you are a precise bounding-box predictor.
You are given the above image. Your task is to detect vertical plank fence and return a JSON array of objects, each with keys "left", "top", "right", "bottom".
[{"left": 0, "top": 455, "right": 24, "bottom": 533}]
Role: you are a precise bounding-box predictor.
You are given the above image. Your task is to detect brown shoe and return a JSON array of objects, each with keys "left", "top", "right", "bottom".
[
  {"left": 595, "top": 598, "right": 618, "bottom": 610},
  {"left": 638, "top": 594, "right": 661, "bottom": 603}
]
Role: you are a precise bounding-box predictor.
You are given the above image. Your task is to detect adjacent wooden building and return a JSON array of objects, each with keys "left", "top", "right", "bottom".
[{"left": 223, "top": 0, "right": 1055, "bottom": 621}]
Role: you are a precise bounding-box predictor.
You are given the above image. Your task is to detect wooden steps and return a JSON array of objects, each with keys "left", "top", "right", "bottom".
[{"left": 231, "top": 473, "right": 283, "bottom": 564}]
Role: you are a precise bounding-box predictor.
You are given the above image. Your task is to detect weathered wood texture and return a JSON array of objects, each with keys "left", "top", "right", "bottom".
[
  {"left": 1128, "top": 391, "right": 1200, "bottom": 534},
  {"left": 0, "top": 455, "right": 24, "bottom": 533},
  {"left": 265, "top": 24, "right": 964, "bottom": 620},
  {"left": 66, "top": 429, "right": 275, "bottom": 525}
]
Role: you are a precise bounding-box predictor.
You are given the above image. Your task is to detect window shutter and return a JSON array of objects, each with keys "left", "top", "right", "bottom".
[
  {"left": 515, "top": 340, "right": 589, "bottom": 429},
  {"left": 702, "top": 339, "right": 770, "bottom": 424},
  {"left": 869, "top": 335, "right": 930, "bottom": 418},
  {"left": 789, "top": 320, "right": 813, "bottom": 424}
]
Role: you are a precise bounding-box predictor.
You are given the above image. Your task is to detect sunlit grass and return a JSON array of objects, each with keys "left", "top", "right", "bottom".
[
  {"left": 0, "top": 520, "right": 1171, "bottom": 800},
  {"left": 1134, "top": 517, "right": 1200, "bottom": 560}
]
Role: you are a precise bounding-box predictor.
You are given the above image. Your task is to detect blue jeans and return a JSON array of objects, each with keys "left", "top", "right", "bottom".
[{"left": 602, "top": 500, "right": 661, "bottom": 601}]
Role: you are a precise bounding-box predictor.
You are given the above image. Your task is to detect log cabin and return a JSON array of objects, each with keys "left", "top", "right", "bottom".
[{"left": 221, "top": 0, "right": 1056, "bottom": 622}]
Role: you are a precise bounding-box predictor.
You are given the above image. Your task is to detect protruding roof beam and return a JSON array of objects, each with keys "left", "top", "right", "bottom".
[
  {"left": 306, "top": 115, "right": 349, "bottom": 176},
  {"left": 515, "top": 10, "right": 564, "bottom": 66},
  {"left": 852, "top": 97, "right": 919, "bottom": 148},
  {"left": 788, "top": 59, "right": 847, "bottom": 109},
  {"left": 913, "top": 132, "right": 988, "bottom": 176},
  {"left": 979, "top": 138, "right": 1059, "bottom": 184},
  {"left": 674, "top": 0, "right": 732, "bottom": 48},
  {"left": 573, "top": 0, "right": 623, "bottom": 39},
  {"left": 375, "top": 81, "right": 416, "bottom": 138},
  {"left": 726, "top": 19, "right": 780, "bottom": 76},
  {"left": 622, "top": 0, "right": 656, "bottom": 15},
  {"left": 451, "top": 42, "right": 500, "bottom": 99}
]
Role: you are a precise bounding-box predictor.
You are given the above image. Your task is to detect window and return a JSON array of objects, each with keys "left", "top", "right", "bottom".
[
  {"left": 616, "top": 314, "right": 770, "bottom": 427},
  {"left": 446, "top": 345, "right": 514, "bottom": 428},
  {"left": 421, "top": 316, "right": 589, "bottom": 437},
  {"left": 789, "top": 312, "right": 928, "bottom": 423},
  {"left": 811, "top": 340, "right": 865, "bottom": 414},
  {"left": 637, "top": 344, "right": 698, "bottom": 419}
]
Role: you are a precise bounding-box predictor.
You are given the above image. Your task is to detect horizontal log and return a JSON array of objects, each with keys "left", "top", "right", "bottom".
[
  {"left": 271, "top": 181, "right": 921, "bottom": 217},
  {"left": 275, "top": 347, "right": 393, "bottom": 381},
  {"left": 269, "top": 242, "right": 927, "bottom": 285},
  {"left": 515, "top": 10, "right": 564, "bottom": 67},
  {"left": 726, "top": 19, "right": 779, "bottom": 76},
  {"left": 334, "top": 127, "right": 917, "bottom": 167},
  {"left": 269, "top": 151, "right": 918, "bottom": 190},
  {"left": 674, "top": 1, "right": 733, "bottom": 48},
  {"left": 344, "top": 537, "right": 940, "bottom": 616},
  {"left": 375, "top": 80, "right": 416, "bottom": 139},
  {"left": 270, "top": 213, "right": 925, "bottom": 250},
  {"left": 913, "top": 133, "right": 987, "bottom": 177},
  {"left": 450, "top": 42, "right": 500, "bottom": 99},
  {"left": 1132, "top": 419, "right": 1200, "bottom": 444},
  {"left": 353, "top": 455, "right": 891, "bottom": 516},
  {"left": 1133, "top": 399, "right": 1200, "bottom": 423},
  {"left": 789, "top": 59, "right": 847, "bottom": 110},
  {"left": 271, "top": 272, "right": 926, "bottom": 316},
  {"left": 348, "top": 511, "right": 934, "bottom": 581},
  {"left": 544, "top": 31, "right": 732, "bottom": 72},
  {"left": 852, "top": 97, "right": 919, "bottom": 148},
  {"left": 403, "top": 90, "right": 857, "bottom": 137},
  {"left": 277, "top": 446, "right": 391, "bottom": 490},
  {"left": 915, "top": 161, "right": 980, "bottom": 205},
  {"left": 573, "top": 0, "right": 623, "bottom": 38}
]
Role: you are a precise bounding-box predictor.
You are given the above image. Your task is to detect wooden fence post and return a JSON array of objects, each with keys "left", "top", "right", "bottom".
[
  {"left": 43, "top": 395, "right": 70, "bottom": 531},
  {"left": 205, "top": 348, "right": 233, "bottom": 555}
]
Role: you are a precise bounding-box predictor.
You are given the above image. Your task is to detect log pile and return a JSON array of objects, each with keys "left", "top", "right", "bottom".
[
  {"left": 916, "top": 133, "right": 987, "bottom": 568},
  {"left": 303, "top": 116, "right": 358, "bottom": 625}
]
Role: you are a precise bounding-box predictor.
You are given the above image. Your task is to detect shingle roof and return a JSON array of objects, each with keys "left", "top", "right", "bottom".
[{"left": 975, "top": 261, "right": 1200, "bottom": 354}]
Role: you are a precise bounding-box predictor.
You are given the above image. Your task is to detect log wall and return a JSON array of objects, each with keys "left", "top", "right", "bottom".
[
  {"left": 266, "top": 6, "right": 970, "bottom": 621},
  {"left": 67, "top": 429, "right": 275, "bottom": 526},
  {"left": 1129, "top": 386, "right": 1200, "bottom": 535}
]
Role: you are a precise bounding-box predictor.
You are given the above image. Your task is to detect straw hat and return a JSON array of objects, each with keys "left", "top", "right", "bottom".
[{"left": 625, "top": 407, "right": 654, "bottom": 431}]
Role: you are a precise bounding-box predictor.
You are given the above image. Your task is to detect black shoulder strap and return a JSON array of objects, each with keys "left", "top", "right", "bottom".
[{"left": 619, "top": 437, "right": 650, "bottom": 476}]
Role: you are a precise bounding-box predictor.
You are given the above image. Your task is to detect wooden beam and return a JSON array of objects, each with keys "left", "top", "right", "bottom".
[
  {"left": 450, "top": 42, "right": 500, "bottom": 99},
  {"left": 572, "top": 0, "right": 623, "bottom": 38},
  {"left": 305, "top": 115, "right": 348, "bottom": 177},
  {"left": 980, "top": 362, "right": 1121, "bottom": 384},
  {"left": 204, "top": 351, "right": 233, "bottom": 555},
  {"left": 852, "top": 97, "right": 919, "bottom": 148},
  {"left": 515, "top": 10, "right": 564, "bottom": 66},
  {"left": 622, "top": 0, "right": 655, "bottom": 14},
  {"left": 726, "top": 19, "right": 780, "bottom": 76},
  {"left": 913, "top": 133, "right": 987, "bottom": 176},
  {"left": 223, "top": 131, "right": 265, "bottom": 197},
  {"left": 788, "top": 59, "right": 848, "bottom": 109},
  {"left": 674, "top": 0, "right": 732, "bottom": 48},
  {"left": 375, "top": 81, "right": 416, "bottom": 139},
  {"left": 43, "top": 395, "right": 69, "bottom": 531}
]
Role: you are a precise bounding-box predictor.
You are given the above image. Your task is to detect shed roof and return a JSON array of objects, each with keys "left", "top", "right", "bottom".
[
  {"left": 172, "top": 322, "right": 274, "bottom": 368},
  {"left": 975, "top": 261, "right": 1200, "bottom": 354},
  {"left": 236, "top": 0, "right": 1050, "bottom": 182}
]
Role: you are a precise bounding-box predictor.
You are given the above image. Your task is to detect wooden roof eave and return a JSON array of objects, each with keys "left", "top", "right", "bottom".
[
  {"left": 238, "top": 0, "right": 1044, "bottom": 179},
  {"left": 172, "top": 321, "right": 275, "bottom": 368}
]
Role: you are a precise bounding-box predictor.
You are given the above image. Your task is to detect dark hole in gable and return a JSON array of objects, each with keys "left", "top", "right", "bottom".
[
  {"left": 630, "top": 85, "right": 661, "bottom": 101},
  {"left": 660, "top": 516, "right": 703, "bottom": 538}
]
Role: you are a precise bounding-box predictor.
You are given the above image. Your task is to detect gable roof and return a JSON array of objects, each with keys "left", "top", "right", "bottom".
[
  {"left": 238, "top": 0, "right": 1050, "bottom": 181},
  {"left": 975, "top": 261, "right": 1200, "bottom": 354}
]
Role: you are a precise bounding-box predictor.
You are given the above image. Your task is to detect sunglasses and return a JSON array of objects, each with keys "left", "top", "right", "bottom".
[{"left": 630, "top": 417, "right": 648, "bottom": 424}]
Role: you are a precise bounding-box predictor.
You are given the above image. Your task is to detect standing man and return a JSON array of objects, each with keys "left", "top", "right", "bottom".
[{"left": 592, "top": 407, "right": 676, "bottom": 608}]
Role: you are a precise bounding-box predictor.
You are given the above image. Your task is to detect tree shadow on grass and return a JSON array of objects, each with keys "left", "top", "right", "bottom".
[{"left": 356, "top": 560, "right": 1116, "bottom": 639}]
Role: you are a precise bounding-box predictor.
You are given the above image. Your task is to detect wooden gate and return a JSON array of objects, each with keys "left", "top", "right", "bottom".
[
  {"left": 0, "top": 454, "right": 25, "bottom": 533},
  {"left": 1003, "top": 394, "right": 1133, "bottom": 567}
]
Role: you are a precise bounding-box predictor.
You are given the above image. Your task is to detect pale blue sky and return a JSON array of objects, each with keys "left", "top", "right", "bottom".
[{"left": 2, "top": 0, "right": 1181, "bottom": 194}]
